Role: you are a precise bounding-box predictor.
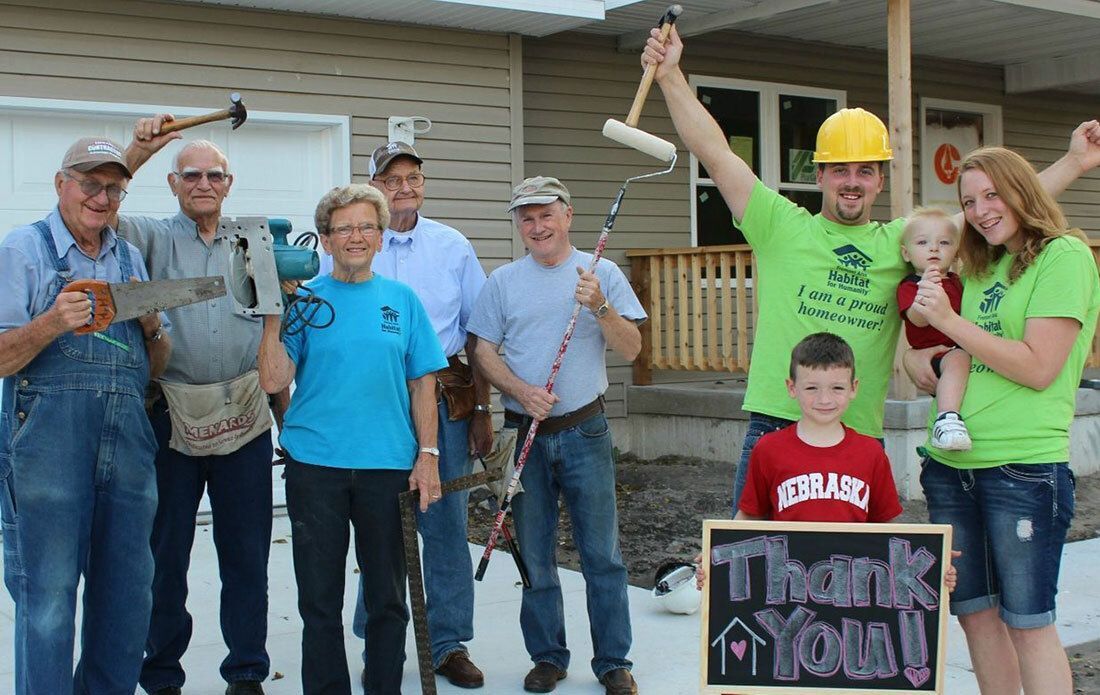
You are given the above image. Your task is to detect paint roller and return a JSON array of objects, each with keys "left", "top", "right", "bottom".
[{"left": 602, "top": 4, "right": 682, "bottom": 162}]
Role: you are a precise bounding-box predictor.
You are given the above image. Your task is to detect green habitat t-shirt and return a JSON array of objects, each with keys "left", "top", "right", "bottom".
[
  {"left": 928, "top": 235, "right": 1100, "bottom": 468},
  {"left": 739, "top": 182, "right": 908, "bottom": 437}
]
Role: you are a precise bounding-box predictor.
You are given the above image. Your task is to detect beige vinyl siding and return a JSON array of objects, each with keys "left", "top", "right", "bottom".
[
  {"left": 524, "top": 29, "right": 1100, "bottom": 398},
  {"left": 0, "top": 0, "right": 517, "bottom": 269}
]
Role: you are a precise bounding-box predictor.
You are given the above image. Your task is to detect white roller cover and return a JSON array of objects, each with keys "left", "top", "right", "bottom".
[{"left": 602, "top": 119, "right": 677, "bottom": 162}]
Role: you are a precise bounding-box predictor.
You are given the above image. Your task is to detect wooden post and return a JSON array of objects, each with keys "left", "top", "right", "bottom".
[
  {"left": 888, "top": 0, "right": 918, "bottom": 400},
  {"left": 631, "top": 257, "right": 653, "bottom": 385}
]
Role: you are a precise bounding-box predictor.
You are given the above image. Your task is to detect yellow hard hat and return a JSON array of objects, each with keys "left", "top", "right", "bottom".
[{"left": 812, "top": 107, "right": 893, "bottom": 163}]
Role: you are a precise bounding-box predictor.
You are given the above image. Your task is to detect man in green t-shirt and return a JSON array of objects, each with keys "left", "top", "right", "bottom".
[{"left": 643, "top": 26, "right": 1100, "bottom": 513}]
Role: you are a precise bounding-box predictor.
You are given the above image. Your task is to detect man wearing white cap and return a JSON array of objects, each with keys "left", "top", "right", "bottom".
[
  {"left": 0, "top": 137, "right": 170, "bottom": 694},
  {"left": 468, "top": 176, "right": 645, "bottom": 695}
]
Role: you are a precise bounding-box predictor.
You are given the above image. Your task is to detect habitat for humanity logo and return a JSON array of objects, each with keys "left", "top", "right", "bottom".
[
  {"left": 979, "top": 282, "right": 1007, "bottom": 314},
  {"left": 833, "top": 244, "right": 873, "bottom": 271},
  {"left": 825, "top": 244, "right": 874, "bottom": 296},
  {"left": 381, "top": 305, "right": 401, "bottom": 334}
]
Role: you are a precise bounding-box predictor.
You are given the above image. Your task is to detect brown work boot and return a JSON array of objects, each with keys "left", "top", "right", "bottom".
[
  {"left": 599, "top": 668, "right": 638, "bottom": 695},
  {"left": 523, "top": 662, "right": 567, "bottom": 693},
  {"left": 435, "top": 651, "right": 484, "bottom": 689}
]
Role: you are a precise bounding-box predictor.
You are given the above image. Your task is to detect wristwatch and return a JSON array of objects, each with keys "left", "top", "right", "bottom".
[
  {"left": 419, "top": 446, "right": 440, "bottom": 457},
  {"left": 145, "top": 326, "right": 165, "bottom": 343},
  {"left": 593, "top": 301, "right": 610, "bottom": 319},
  {"left": 474, "top": 404, "right": 493, "bottom": 414}
]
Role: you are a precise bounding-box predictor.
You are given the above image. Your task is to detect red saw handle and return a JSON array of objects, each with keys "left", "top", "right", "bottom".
[{"left": 63, "top": 279, "right": 115, "bottom": 334}]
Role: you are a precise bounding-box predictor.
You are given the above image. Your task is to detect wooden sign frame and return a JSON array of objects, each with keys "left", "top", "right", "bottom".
[{"left": 700, "top": 520, "right": 953, "bottom": 695}]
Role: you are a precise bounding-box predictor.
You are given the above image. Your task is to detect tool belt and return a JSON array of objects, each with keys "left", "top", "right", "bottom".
[
  {"left": 437, "top": 354, "right": 475, "bottom": 422},
  {"left": 504, "top": 396, "right": 604, "bottom": 438},
  {"left": 158, "top": 370, "right": 272, "bottom": 457}
]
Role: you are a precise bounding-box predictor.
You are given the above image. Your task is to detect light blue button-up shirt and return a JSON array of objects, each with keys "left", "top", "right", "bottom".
[
  {"left": 320, "top": 214, "right": 486, "bottom": 356},
  {"left": 0, "top": 207, "right": 156, "bottom": 332}
]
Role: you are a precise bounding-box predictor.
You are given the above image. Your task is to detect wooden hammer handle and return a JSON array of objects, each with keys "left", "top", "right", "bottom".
[
  {"left": 159, "top": 109, "right": 232, "bottom": 134},
  {"left": 625, "top": 17, "right": 677, "bottom": 128}
]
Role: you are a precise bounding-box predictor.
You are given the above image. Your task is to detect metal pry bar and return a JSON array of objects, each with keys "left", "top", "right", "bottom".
[{"left": 399, "top": 469, "right": 503, "bottom": 695}]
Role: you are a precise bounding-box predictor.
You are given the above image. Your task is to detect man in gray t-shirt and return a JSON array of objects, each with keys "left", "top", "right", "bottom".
[{"left": 467, "top": 176, "right": 646, "bottom": 695}]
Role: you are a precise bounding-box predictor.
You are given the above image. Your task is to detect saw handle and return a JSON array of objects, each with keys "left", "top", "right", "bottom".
[
  {"left": 625, "top": 5, "right": 682, "bottom": 127},
  {"left": 63, "top": 279, "right": 115, "bottom": 334},
  {"left": 159, "top": 109, "right": 233, "bottom": 134}
]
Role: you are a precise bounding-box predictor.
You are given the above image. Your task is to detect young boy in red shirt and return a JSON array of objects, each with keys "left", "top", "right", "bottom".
[
  {"left": 696, "top": 332, "right": 957, "bottom": 588},
  {"left": 896, "top": 208, "right": 973, "bottom": 451},
  {"left": 737, "top": 332, "right": 903, "bottom": 522}
]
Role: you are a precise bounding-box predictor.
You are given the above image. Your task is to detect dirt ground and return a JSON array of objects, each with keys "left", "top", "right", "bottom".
[{"left": 470, "top": 454, "right": 1100, "bottom": 693}]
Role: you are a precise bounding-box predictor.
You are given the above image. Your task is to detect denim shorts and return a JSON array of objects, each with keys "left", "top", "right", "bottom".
[{"left": 920, "top": 456, "right": 1075, "bottom": 628}]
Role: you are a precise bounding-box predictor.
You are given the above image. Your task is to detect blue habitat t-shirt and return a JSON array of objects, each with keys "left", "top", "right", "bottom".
[{"left": 280, "top": 274, "right": 447, "bottom": 469}]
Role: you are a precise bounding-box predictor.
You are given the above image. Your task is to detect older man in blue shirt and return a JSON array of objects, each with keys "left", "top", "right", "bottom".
[
  {"left": 0, "top": 137, "right": 170, "bottom": 694},
  {"left": 325, "top": 141, "right": 492, "bottom": 689}
]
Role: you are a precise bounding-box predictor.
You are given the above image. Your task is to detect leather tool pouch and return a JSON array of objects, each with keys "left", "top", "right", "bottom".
[{"left": 437, "top": 354, "right": 475, "bottom": 422}]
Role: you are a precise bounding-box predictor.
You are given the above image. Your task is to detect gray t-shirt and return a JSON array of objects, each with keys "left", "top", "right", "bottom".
[{"left": 467, "top": 247, "right": 646, "bottom": 416}]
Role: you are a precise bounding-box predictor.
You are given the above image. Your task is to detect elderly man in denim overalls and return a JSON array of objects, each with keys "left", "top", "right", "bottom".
[{"left": 0, "top": 137, "right": 171, "bottom": 694}]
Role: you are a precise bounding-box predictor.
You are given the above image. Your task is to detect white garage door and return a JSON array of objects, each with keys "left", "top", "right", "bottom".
[{"left": 0, "top": 97, "right": 351, "bottom": 509}]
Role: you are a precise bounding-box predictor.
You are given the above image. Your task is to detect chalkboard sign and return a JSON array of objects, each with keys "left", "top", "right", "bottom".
[{"left": 701, "top": 520, "right": 953, "bottom": 695}]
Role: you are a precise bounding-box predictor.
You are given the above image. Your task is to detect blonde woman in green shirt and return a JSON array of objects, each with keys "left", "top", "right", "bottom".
[{"left": 909, "top": 145, "right": 1100, "bottom": 695}]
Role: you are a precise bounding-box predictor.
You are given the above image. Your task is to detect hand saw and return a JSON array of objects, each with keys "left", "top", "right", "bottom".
[{"left": 63, "top": 276, "right": 227, "bottom": 335}]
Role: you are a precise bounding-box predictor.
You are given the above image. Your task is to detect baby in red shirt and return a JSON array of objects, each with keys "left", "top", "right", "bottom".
[{"left": 897, "top": 208, "right": 973, "bottom": 451}]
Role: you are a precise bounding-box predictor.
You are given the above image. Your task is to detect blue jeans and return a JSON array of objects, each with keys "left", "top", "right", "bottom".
[
  {"left": 1, "top": 389, "right": 157, "bottom": 695},
  {"left": 286, "top": 459, "right": 409, "bottom": 695},
  {"left": 731, "top": 413, "right": 794, "bottom": 517},
  {"left": 920, "top": 457, "right": 1075, "bottom": 628},
  {"left": 508, "top": 412, "right": 632, "bottom": 679},
  {"left": 354, "top": 399, "right": 474, "bottom": 668},
  {"left": 140, "top": 401, "right": 273, "bottom": 692}
]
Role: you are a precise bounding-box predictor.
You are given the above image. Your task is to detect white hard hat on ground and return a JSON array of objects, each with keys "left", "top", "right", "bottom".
[{"left": 652, "top": 561, "right": 701, "bottom": 615}]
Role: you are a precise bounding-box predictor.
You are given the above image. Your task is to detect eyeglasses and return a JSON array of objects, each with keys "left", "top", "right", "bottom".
[
  {"left": 62, "top": 170, "right": 128, "bottom": 202},
  {"left": 328, "top": 222, "right": 383, "bottom": 238},
  {"left": 375, "top": 173, "right": 425, "bottom": 191},
  {"left": 174, "top": 168, "right": 228, "bottom": 184}
]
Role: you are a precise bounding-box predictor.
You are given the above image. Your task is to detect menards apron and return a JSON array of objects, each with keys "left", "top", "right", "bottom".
[{"left": 158, "top": 370, "right": 272, "bottom": 456}]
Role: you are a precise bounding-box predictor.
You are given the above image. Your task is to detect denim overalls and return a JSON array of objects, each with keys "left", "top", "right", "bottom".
[{"left": 0, "top": 220, "right": 157, "bottom": 694}]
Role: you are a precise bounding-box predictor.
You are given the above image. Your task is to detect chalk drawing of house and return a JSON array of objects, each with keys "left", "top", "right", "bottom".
[{"left": 710, "top": 617, "right": 767, "bottom": 677}]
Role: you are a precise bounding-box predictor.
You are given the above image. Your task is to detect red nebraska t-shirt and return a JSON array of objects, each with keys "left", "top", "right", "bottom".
[
  {"left": 739, "top": 425, "right": 903, "bottom": 523},
  {"left": 896, "top": 272, "right": 963, "bottom": 349}
]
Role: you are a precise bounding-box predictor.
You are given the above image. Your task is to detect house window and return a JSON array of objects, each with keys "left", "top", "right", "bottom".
[{"left": 689, "top": 76, "right": 845, "bottom": 247}]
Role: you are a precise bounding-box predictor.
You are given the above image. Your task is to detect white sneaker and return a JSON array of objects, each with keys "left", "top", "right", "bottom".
[{"left": 932, "top": 412, "right": 972, "bottom": 451}]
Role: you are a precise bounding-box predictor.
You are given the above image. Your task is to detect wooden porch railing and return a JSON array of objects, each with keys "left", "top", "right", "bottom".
[
  {"left": 626, "top": 244, "right": 758, "bottom": 386},
  {"left": 626, "top": 240, "right": 1100, "bottom": 387}
]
